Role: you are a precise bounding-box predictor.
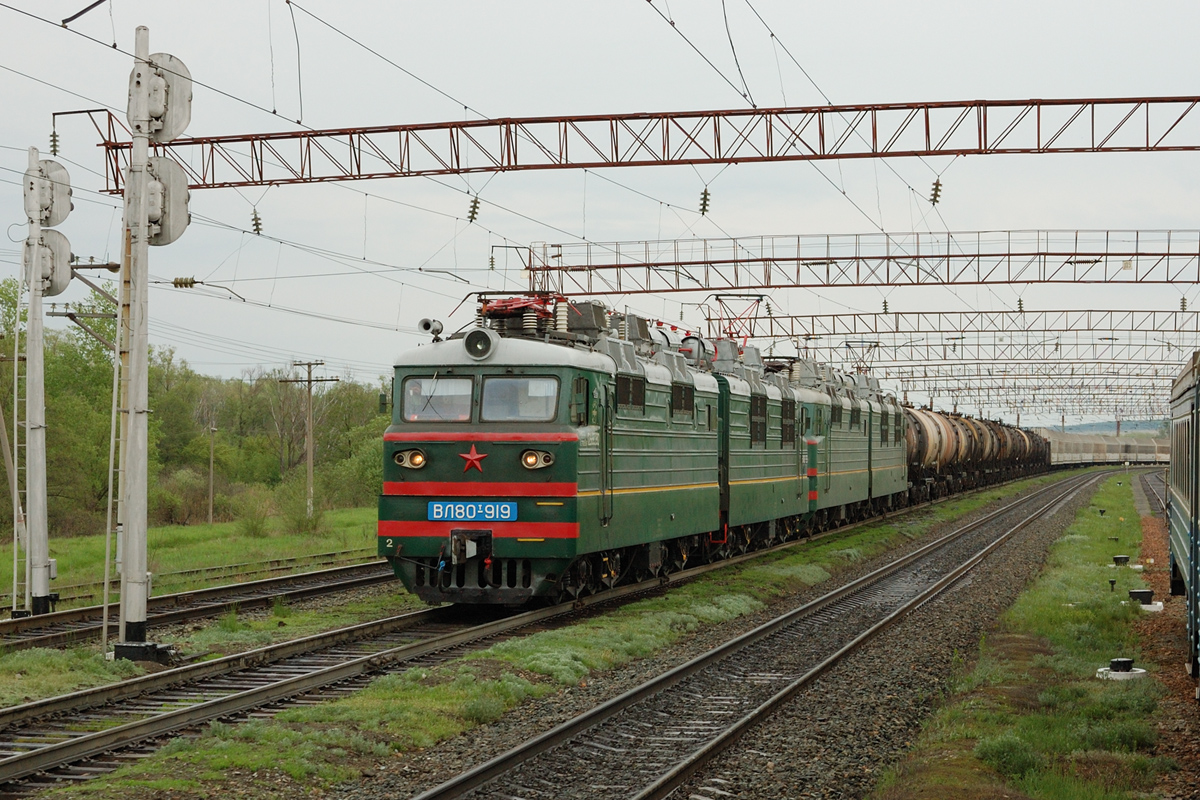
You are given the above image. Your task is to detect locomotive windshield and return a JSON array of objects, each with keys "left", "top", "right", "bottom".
[
  {"left": 402, "top": 376, "right": 472, "bottom": 421},
  {"left": 481, "top": 376, "right": 559, "bottom": 422}
]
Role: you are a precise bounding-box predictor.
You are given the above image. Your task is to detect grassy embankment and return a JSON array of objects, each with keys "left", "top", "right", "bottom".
[
  {"left": 35, "top": 472, "right": 1080, "bottom": 798},
  {"left": 0, "top": 507, "right": 429, "bottom": 707},
  {"left": 874, "top": 474, "right": 1174, "bottom": 799},
  {"left": 0, "top": 507, "right": 379, "bottom": 606}
]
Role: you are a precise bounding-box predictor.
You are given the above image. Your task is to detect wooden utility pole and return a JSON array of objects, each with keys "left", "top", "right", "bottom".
[
  {"left": 207, "top": 425, "right": 217, "bottom": 525},
  {"left": 278, "top": 362, "right": 339, "bottom": 519}
]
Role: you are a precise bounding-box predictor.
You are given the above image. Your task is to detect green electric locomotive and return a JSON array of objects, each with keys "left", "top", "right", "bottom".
[{"left": 377, "top": 295, "right": 910, "bottom": 605}]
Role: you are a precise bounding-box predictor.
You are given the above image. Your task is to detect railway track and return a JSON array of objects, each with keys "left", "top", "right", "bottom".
[
  {"left": 0, "top": 471, "right": 1089, "bottom": 795},
  {"left": 411, "top": 471, "right": 1103, "bottom": 800},
  {"left": 1141, "top": 469, "right": 1167, "bottom": 514},
  {"left": 0, "top": 561, "right": 394, "bottom": 651},
  {"left": 0, "top": 548, "right": 376, "bottom": 608}
]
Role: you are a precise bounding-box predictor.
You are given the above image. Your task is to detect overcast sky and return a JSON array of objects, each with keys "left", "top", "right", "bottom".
[{"left": 2, "top": 0, "right": 1197, "bottom": 426}]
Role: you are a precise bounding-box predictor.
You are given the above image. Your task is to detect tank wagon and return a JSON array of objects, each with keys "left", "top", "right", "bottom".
[
  {"left": 905, "top": 407, "right": 1047, "bottom": 498},
  {"left": 1167, "top": 351, "right": 1200, "bottom": 695},
  {"left": 378, "top": 295, "right": 1048, "bottom": 605}
]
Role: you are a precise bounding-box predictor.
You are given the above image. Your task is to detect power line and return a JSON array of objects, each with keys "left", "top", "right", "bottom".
[
  {"left": 645, "top": 0, "right": 752, "bottom": 105},
  {"left": 287, "top": 1, "right": 483, "bottom": 119},
  {"left": 0, "top": 2, "right": 303, "bottom": 127},
  {"left": 0, "top": 61, "right": 123, "bottom": 112},
  {"left": 720, "top": 0, "right": 755, "bottom": 106}
]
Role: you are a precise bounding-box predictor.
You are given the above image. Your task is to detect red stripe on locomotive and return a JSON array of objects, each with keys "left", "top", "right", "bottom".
[
  {"left": 377, "top": 520, "right": 580, "bottom": 539},
  {"left": 383, "top": 481, "right": 577, "bottom": 497},
  {"left": 384, "top": 432, "right": 579, "bottom": 443}
]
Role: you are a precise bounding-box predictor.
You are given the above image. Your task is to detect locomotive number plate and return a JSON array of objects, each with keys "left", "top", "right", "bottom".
[{"left": 428, "top": 501, "right": 516, "bottom": 521}]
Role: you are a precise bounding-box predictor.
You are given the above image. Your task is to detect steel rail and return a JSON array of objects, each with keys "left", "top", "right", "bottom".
[
  {"left": 0, "top": 499, "right": 925, "bottom": 737},
  {"left": 0, "top": 470, "right": 1066, "bottom": 787},
  {"left": 0, "top": 540, "right": 844, "bottom": 785},
  {"left": 631, "top": 473, "right": 1102, "bottom": 800},
  {"left": 409, "top": 471, "right": 1100, "bottom": 800},
  {"left": 0, "top": 561, "right": 393, "bottom": 650},
  {"left": 0, "top": 548, "right": 376, "bottom": 607},
  {"left": 1142, "top": 470, "right": 1167, "bottom": 513}
]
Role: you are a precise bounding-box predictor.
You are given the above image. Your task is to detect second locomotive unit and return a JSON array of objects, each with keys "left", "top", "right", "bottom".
[{"left": 378, "top": 295, "right": 1047, "bottom": 605}]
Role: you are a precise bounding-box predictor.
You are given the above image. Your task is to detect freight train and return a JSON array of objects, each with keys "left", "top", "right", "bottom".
[
  {"left": 1168, "top": 351, "right": 1200, "bottom": 696},
  {"left": 377, "top": 295, "right": 1050, "bottom": 605}
]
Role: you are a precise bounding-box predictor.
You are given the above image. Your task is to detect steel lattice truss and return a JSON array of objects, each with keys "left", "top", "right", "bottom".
[
  {"left": 878, "top": 362, "right": 1173, "bottom": 416},
  {"left": 717, "top": 308, "right": 1200, "bottom": 338},
  {"left": 529, "top": 230, "right": 1200, "bottom": 294},
  {"left": 97, "top": 96, "right": 1200, "bottom": 192}
]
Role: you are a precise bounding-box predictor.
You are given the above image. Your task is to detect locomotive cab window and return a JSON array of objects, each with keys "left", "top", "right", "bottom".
[
  {"left": 481, "top": 377, "right": 559, "bottom": 422},
  {"left": 402, "top": 376, "right": 473, "bottom": 422}
]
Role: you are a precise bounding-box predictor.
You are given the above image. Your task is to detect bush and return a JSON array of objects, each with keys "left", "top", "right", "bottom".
[
  {"left": 975, "top": 733, "right": 1044, "bottom": 778},
  {"left": 275, "top": 473, "right": 324, "bottom": 534},
  {"left": 235, "top": 485, "right": 273, "bottom": 538},
  {"left": 150, "top": 468, "right": 208, "bottom": 525}
]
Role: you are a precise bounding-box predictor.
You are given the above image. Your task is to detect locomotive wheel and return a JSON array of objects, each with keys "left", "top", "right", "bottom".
[
  {"left": 670, "top": 537, "right": 694, "bottom": 572},
  {"left": 556, "top": 557, "right": 595, "bottom": 602},
  {"left": 597, "top": 550, "right": 624, "bottom": 589},
  {"left": 733, "top": 525, "right": 755, "bottom": 555}
]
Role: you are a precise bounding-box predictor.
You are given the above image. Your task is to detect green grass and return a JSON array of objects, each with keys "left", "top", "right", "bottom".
[
  {"left": 38, "top": 473, "right": 1074, "bottom": 798},
  {"left": 0, "top": 588, "right": 425, "bottom": 707},
  {"left": 0, "top": 507, "right": 379, "bottom": 608},
  {"left": 0, "top": 647, "right": 144, "bottom": 707},
  {"left": 874, "top": 474, "right": 1176, "bottom": 800}
]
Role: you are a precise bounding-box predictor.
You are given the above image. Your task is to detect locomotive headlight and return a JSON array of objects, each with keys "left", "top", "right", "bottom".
[
  {"left": 464, "top": 328, "right": 497, "bottom": 360},
  {"left": 521, "top": 449, "right": 554, "bottom": 469},
  {"left": 394, "top": 449, "right": 427, "bottom": 468}
]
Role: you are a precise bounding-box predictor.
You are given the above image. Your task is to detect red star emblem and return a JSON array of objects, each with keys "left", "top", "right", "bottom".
[{"left": 459, "top": 444, "right": 488, "bottom": 473}]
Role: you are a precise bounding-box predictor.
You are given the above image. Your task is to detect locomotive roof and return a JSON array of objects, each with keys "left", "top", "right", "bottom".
[{"left": 394, "top": 330, "right": 617, "bottom": 374}]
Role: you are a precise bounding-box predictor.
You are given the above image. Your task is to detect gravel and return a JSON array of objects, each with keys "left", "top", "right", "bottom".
[
  {"left": 327, "top": 476, "right": 1094, "bottom": 800},
  {"left": 671, "top": 480, "right": 1095, "bottom": 800}
]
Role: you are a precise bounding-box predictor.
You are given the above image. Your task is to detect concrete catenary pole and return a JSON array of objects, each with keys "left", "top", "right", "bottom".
[
  {"left": 22, "top": 148, "right": 50, "bottom": 616},
  {"left": 115, "top": 26, "right": 190, "bottom": 659},
  {"left": 120, "top": 27, "right": 153, "bottom": 646}
]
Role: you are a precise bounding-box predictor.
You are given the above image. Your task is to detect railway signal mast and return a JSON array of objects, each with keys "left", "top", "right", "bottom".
[
  {"left": 21, "top": 148, "right": 73, "bottom": 616},
  {"left": 117, "top": 26, "right": 191, "bottom": 661}
]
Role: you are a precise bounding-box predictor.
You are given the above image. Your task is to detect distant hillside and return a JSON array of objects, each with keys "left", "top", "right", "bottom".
[{"left": 1061, "top": 420, "right": 1167, "bottom": 437}]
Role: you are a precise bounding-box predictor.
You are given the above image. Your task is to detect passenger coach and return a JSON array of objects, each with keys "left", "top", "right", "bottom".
[{"left": 1168, "top": 351, "right": 1200, "bottom": 694}]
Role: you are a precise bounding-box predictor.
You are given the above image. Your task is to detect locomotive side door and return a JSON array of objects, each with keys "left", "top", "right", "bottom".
[
  {"left": 717, "top": 377, "right": 731, "bottom": 530},
  {"left": 599, "top": 383, "right": 614, "bottom": 524}
]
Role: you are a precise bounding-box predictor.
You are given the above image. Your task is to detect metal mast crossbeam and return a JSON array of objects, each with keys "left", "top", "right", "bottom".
[
  {"left": 787, "top": 344, "right": 1195, "bottom": 367},
  {"left": 528, "top": 230, "right": 1200, "bottom": 294},
  {"left": 720, "top": 308, "right": 1200, "bottom": 338},
  {"left": 96, "top": 96, "right": 1200, "bottom": 193}
]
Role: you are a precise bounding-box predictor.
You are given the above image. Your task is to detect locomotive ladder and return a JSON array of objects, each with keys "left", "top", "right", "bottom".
[
  {"left": 100, "top": 244, "right": 133, "bottom": 650},
  {"left": 6, "top": 272, "right": 29, "bottom": 615}
]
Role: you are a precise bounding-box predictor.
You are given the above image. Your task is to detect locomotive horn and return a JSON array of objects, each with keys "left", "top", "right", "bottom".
[{"left": 419, "top": 318, "right": 444, "bottom": 341}]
